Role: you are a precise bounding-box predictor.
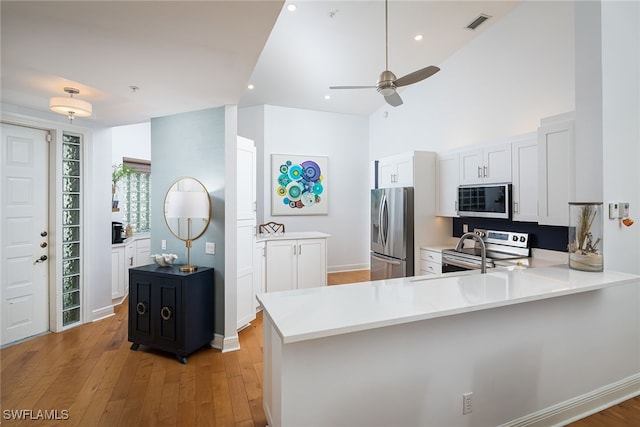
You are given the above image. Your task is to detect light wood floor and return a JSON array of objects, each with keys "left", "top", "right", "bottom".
[{"left": 1, "top": 269, "right": 637, "bottom": 426}]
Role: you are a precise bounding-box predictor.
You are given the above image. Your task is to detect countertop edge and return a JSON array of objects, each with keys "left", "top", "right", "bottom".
[{"left": 258, "top": 268, "right": 640, "bottom": 345}]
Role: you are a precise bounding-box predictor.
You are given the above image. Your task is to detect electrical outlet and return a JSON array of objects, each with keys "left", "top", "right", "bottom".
[
  {"left": 463, "top": 392, "right": 473, "bottom": 415},
  {"left": 463, "top": 224, "right": 469, "bottom": 233},
  {"left": 161, "top": 240, "right": 167, "bottom": 250},
  {"left": 205, "top": 242, "right": 215, "bottom": 255}
]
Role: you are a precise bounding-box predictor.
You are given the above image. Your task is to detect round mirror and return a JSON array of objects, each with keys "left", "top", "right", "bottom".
[{"left": 163, "top": 177, "right": 211, "bottom": 242}]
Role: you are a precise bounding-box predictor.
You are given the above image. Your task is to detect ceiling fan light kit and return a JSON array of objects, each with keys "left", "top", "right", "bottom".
[
  {"left": 329, "top": 0, "right": 440, "bottom": 107},
  {"left": 49, "top": 87, "right": 92, "bottom": 122}
]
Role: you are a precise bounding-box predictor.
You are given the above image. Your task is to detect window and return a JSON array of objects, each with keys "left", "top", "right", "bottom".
[{"left": 122, "top": 157, "right": 151, "bottom": 233}]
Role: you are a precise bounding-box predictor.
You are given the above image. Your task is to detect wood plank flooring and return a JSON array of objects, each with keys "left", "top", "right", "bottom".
[{"left": 1, "top": 269, "right": 637, "bottom": 426}]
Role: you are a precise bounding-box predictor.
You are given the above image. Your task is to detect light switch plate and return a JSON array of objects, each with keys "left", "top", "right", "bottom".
[{"left": 205, "top": 242, "right": 215, "bottom": 255}]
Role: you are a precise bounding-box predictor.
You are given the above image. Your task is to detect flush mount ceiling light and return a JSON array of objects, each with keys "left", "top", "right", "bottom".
[{"left": 49, "top": 87, "right": 92, "bottom": 122}]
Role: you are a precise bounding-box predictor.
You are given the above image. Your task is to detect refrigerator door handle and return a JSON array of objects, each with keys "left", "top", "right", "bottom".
[
  {"left": 380, "top": 194, "right": 389, "bottom": 249},
  {"left": 371, "top": 252, "right": 402, "bottom": 266}
]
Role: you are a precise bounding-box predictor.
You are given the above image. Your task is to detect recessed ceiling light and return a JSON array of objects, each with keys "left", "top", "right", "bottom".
[
  {"left": 287, "top": 4, "right": 297, "bottom": 12},
  {"left": 414, "top": 34, "right": 423, "bottom": 41},
  {"left": 247, "top": 84, "right": 255, "bottom": 90},
  {"left": 324, "top": 95, "right": 331, "bottom": 100}
]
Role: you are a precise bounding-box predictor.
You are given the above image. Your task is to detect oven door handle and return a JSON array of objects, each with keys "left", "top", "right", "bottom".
[{"left": 442, "top": 256, "right": 486, "bottom": 270}]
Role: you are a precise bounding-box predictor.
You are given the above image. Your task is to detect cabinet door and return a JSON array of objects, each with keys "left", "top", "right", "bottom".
[
  {"left": 265, "top": 240, "right": 297, "bottom": 292},
  {"left": 377, "top": 159, "right": 395, "bottom": 188},
  {"left": 237, "top": 219, "right": 256, "bottom": 329},
  {"left": 459, "top": 148, "right": 484, "bottom": 185},
  {"left": 511, "top": 136, "right": 538, "bottom": 222},
  {"left": 394, "top": 155, "right": 414, "bottom": 187},
  {"left": 484, "top": 143, "right": 512, "bottom": 183},
  {"left": 255, "top": 241, "right": 266, "bottom": 310},
  {"left": 129, "top": 273, "right": 152, "bottom": 339},
  {"left": 538, "top": 119, "right": 574, "bottom": 226},
  {"left": 111, "top": 248, "right": 125, "bottom": 299},
  {"left": 134, "top": 238, "right": 151, "bottom": 267},
  {"left": 155, "top": 277, "right": 181, "bottom": 347},
  {"left": 237, "top": 137, "right": 257, "bottom": 221},
  {"left": 296, "top": 239, "right": 327, "bottom": 289},
  {"left": 436, "top": 153, "right": 459, "bottom": 217}
]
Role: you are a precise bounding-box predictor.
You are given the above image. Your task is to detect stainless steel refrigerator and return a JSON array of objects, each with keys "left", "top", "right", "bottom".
[{"left": 370, "top": 187, "right": 414, "bottom": 280}]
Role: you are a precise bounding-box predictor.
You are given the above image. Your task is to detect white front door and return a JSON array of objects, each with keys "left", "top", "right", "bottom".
[{"left": 1, "top": 123, "right": 50, "bottom": 345}]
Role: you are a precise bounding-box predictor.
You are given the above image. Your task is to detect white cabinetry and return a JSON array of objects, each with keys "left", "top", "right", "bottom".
[
  {"left": 377, "top": 152, "right": 415, "bottom": 187},
  {"left": 255, "top": 241, "right": 265, "bottom": 310},
  {"left": 436, "top": 152, "right": 459, "bottom": 217},
  {"left": 459, "top": 143, "right": 512, "bottom": 185},
  {"left": 111, "top": 236, "right": 150, "bottom": 302},
  {"left": 538, "top": 113, "right": 575, "bottom": 226},
  {"left": 237, "top": 136, "right": 257, "bottom": 329},
  {"left": 511, "top": 133, "right": 538, "bottom": 222},
  {"left": 265, "top": 234, "right": 328, "bottom": 293},
  {"left": 111, "top": 247, "right": 125, "bottom": 299},
  {"left": 420, "top": 248, "right": 442, "bottom": 276}
]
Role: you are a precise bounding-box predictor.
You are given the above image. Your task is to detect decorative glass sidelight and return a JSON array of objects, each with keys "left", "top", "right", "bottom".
[
  {"left": 568, "top": 202, "right": 603, "bottom": 272},
  {"left": 61, "top": 133, "right": 82, "bottom": 326}
]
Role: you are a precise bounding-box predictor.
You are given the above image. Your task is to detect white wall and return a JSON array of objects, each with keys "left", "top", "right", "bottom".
[
  {"left": 240, "top": 105, "right": 370, "bottom": 272},
  {"left": 111, "top": 122, "right": 151, "bottom": 164},
  {"left": 369, "top": 0, "right": 575, "bottom": 159},
  {"left": 601, "top": 0, "right": 640, "bottom": 274}
]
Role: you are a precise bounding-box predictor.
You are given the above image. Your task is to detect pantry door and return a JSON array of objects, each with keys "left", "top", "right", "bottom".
[{"left": 1, "top": 123, "right": 50, "bottom": 345}]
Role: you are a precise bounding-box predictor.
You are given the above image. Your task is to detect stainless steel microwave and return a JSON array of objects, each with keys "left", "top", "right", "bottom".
[{"left": 457, "top": 183, "right": 511, "bottom": 219}]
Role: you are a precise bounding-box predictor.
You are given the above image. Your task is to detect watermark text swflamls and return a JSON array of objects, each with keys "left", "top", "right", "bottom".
[{"left": 2, "top": 409, "right": 70, "bottom": 421}]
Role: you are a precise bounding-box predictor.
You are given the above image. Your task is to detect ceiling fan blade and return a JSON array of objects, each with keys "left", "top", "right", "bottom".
[
  {"left": 394, "top": 66, "right": 440, "bottom": 87},
  {"left": 329, "top": 85, "right": 377, "bottom": 90},
  {"left": 384, "top": 91, "right": 403, "bottom": 107}
]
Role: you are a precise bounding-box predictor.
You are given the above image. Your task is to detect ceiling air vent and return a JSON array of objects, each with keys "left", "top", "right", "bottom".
[{"left": 466, "top": 14, "right": 491, "bottom": 30}]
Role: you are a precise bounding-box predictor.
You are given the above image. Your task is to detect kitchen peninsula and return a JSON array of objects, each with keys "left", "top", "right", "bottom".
[{"left": 257, "top": 265, "right": 640, "bottom": 427}]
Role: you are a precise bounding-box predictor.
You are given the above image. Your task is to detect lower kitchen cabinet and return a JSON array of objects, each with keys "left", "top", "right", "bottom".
[
  {"left": 265, "top": 235, "right": 328, "bottom": 292},
  {"left": 420, "top": 248, "right": 442, "bottom": 276},
  {"left": 128, "top": 265, "right": 214, "bottom": 364}
]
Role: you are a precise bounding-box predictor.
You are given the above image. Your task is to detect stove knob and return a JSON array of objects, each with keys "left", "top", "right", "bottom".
[
  {"left": 520, "top": 236, "right": 526, "bottom": 242},
  {"left": 512, "top": 236, "right": 518, "bottom": 241}
]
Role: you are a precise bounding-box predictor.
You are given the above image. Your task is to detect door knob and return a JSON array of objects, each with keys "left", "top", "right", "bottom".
[{"left": 34, "top": 255, "right": 48, "bottom": 264}]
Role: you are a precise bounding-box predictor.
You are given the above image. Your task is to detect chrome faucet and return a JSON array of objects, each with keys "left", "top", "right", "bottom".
[{"left": 455, "top": 232, "right": 487, "bottom": 274}]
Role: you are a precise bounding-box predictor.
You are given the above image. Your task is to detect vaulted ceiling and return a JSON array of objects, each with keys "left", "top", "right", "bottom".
[{"left": 1, "top": 1, "right": 521, "bottom": 127}]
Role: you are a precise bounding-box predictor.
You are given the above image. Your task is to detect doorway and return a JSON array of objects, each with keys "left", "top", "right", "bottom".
[{"left": 1, "top": 123, "right": 50, "bottom": 345}]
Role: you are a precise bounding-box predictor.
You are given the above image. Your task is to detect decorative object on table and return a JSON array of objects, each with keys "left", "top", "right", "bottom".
[
  {"left": 164, "top": 177, "right": 211, "bottom": 272},
  {"left": 568, "top": 202, "right": 603, "bottom": 272},
  {"left": 271, "top": 154, "right": 328, "bottom": 215},
  {"left": 258, "top": 221, "right": 285, "bottom": 236},
  {"left": 150, "top": 253, "right": 178, "bottom": 267}
]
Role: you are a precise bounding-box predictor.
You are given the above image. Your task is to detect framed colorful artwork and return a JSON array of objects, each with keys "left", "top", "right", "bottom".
[{"left": 271, "top": 154, "right": 328, "bottom": 215}]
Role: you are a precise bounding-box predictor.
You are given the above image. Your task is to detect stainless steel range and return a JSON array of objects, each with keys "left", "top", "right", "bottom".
[{"left": 442, "top": 229, "right": 530, "bottom": 272}]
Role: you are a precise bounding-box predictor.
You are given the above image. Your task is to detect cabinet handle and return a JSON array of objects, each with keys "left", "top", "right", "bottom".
[
  {"left": 298, "top": 244, "right": 302, "bottom": 255},
  {"left": 477, "top": 166, "right": 482, "bottom": 178},
  {"left": 293, "top": 245, "right": 297, "bottom": 256},
  {"left": 136, "top": 302, "right": 147, "bottom": 315},
  {"left": 129, "top": 256, "right": 134, "bottom": 266},
  {"left": 514, "top": 201, "right": 519, "bottom": 214},
  {"left": 160, "top": 306, "right": 173, "bottom": 321},
  {"left": 483, "top": 165, "right": 488, "bottom": 177}
]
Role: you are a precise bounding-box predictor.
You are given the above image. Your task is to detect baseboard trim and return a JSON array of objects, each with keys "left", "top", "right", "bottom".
[
  {"left": 92, "top": 305, "right": 115, "bottom": 322},
  {"left": 327, "top": 263, "right": 369, "bottom": 273},
  {"left": 502, "top": 373, "right": 640, "bottom": 427},
  {"left": 210, "top": 333, "right": 241, "bottom": 353}
]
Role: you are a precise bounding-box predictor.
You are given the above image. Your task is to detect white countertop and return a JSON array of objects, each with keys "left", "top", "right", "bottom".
[
  {"left": 257, "top": 265, "right": 639, "bottom": 344},
  {"left": 256, "top": 231, "right": 330, "bottom": 242}
]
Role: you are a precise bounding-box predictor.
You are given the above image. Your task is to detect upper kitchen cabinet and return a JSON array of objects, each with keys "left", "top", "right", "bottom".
[
  {"left": 436, "top": 152, "right": 459, "bottom": 217},
  {"left": 537, "top": 113, "right": 575, "bottom": 226},
  {"left": 459, "top": 143, "right": 512, "bottom": 185},
  {"left": 511, "top": 133, "right": 538, "bottom": 222},
  {"left": 377, "top": 152, "right": 414, "bottom": 188}
]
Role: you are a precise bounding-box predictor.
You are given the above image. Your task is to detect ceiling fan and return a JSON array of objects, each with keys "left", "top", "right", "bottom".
[{"left": 329, "top": 0, "right": 440, "bottom": 107}]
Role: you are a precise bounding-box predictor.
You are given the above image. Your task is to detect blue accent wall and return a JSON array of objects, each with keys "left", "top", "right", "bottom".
[
  {"left": 452, "top": 217, "right": 568, "bottom": 252},
  {"left": 151, "top": 107, "right": 226, "bottom": 334}
]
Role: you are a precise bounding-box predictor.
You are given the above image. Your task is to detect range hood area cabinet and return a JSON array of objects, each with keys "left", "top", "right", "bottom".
[{"left": 459, "top": 143, "right": 512, "bottom": 185}]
